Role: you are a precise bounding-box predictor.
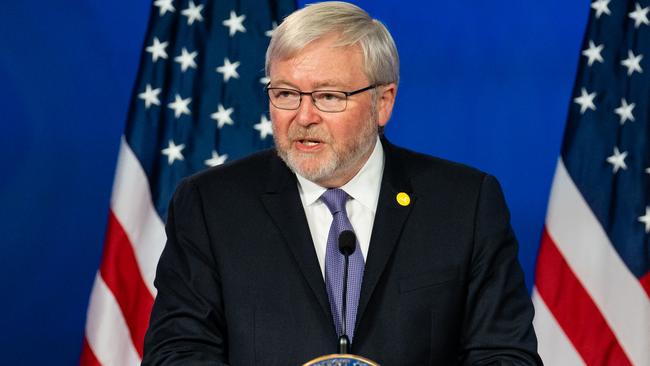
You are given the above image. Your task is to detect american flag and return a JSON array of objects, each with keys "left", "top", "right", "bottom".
[
  {"left": 532, "top": 1, "right": 650, "bottom": 365},
  {"left": 79, "top": 0, "right": 296, "bottom": 364}
]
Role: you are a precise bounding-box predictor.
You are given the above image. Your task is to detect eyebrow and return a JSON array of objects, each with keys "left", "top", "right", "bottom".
[{"left": 270, "top": 79, "right": 350, "bottom": 90}]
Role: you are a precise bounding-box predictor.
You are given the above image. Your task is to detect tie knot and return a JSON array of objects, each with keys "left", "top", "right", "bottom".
[{"left": 321, "top": 188, "right": 349, "bottom": 215}]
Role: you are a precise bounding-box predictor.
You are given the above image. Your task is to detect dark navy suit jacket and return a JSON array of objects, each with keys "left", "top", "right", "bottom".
[{"left": 142, "top": 139, "right": 542, "bottom": 365}]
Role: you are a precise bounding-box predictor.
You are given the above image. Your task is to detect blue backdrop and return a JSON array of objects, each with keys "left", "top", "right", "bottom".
[{"left": 0, "top": 0, "right": 588, "bottom": 364}]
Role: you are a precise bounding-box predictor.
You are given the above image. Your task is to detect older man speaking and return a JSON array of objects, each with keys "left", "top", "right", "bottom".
[{"left": 142, "top": 2, "right": 541, "bottom": 365}]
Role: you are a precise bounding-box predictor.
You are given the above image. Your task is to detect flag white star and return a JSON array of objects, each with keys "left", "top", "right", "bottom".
[
  {"left": 591, "top": 0, "right": 611, "bottom": 18},
  {"left": 168, "top": 94, "right": 192, "bottom": 118},
  {"left": 614, "top": 98, "right": 635, "bottom": 124},
  {"left": 260, "top": 76, "right": 270, "bottom": 85},
  {"left": 138, "top": 84, "right": 161, "bottom": 109},
  {"left": 606, "top": 146, "right": 628, "bottom": 173},
  {"left": 216, "top": 58, "right": 240, "bottom": 82},
  {"left": 174, "top": 47, "right": 198, "bottom": 72},
  {"left": 222, "top": 10, "right": 246, "bottom": 36},
  {"left": 161, "top": 140, "right": 185, "bottom": 165},
  {"left": 621, "top": 50, "right": 643, "bottom": 76},
  {"left": 265, "top": 21, "right": 278, "bottom": 37},
  {"left": 646, "top": 167, "right": 650, "bottom": 174},
  {"left": 211, "top": 104, "right": 235, "bottom": 128},
  {"left": 205, "top": 150, "right": 228, "bottom": 167},
  {"left": 181, "top": 0, "right": 204, "bottom": 25},
  {"left": 628, "top": 3, "right": 649, "bottom": 28},
  {"left": 574, "top": 87, "right": 597, "bottom": 114},
  {"left": 638, "top": 207, "right": 650, "bottom": 233},
  {"left": 145, "top": 37, "right": 168, "bottom": 62},
  {"left": 254, "top": 115, "right": 273, "bottom": 139},
  {"left": 582, "top": 41, "right": 604, "bottom": 66},
  {"left": 154, "top": 0, "right": 175, "bottom": 16}
]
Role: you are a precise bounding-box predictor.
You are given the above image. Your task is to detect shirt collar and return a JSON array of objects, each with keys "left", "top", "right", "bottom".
[{"left": 296, "top": 137, "right": 385, "bottom": 210}]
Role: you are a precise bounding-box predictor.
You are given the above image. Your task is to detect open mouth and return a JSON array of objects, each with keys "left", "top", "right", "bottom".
[
  {"left": 300, "top": 139, "right": 321, "bottom": 146},
  {"left": 295, "top": 138, "right": 324, "bottom": 151}
]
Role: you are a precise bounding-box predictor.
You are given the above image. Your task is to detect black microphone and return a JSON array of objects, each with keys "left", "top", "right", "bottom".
[
  {"left": 337, "top": 230, "right": 357, "bottom": 354},
  {"left": 338, "top": 230, "right": 356, "bottom": 256}
]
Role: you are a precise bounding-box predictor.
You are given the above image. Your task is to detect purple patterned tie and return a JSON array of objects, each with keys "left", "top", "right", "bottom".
[{"left": 321, "top": 188, "right": 365, "bottom": 343}]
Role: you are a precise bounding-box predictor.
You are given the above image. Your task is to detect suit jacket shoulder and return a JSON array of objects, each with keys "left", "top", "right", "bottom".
[
  {"left": 382, "top": 140, "right": 488, "bottom": 195},
  {"left": 184, "top": 148, "right": 284, "bottom": 193}
]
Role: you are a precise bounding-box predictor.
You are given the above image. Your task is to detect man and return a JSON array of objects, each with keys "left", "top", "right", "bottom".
[{"left": 143, "top": 2, "right": 542, "bottom": 365}]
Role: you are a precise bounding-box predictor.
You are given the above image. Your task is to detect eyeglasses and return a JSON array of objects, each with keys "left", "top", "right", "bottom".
[{"left": 266, "top": 84, "right": 377, "bottom": 113}]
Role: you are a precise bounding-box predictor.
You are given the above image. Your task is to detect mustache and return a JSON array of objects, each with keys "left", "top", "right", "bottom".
[{"left": 287, "top": 125, "right": 331, "bottom": 142}]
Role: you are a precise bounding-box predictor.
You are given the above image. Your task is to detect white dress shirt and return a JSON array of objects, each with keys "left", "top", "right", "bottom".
[{"left": 295, "top": 138, "right": 385, "bottom": 277}]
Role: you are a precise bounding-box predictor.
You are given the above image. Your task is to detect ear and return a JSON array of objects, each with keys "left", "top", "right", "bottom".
[{"left": 376, "top": 83, "right": 397, "bottom": 127}]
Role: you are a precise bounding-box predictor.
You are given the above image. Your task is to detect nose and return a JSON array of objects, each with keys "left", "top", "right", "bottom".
[{"left": 294, "top": 94, "right": 322, "bottom": 126}]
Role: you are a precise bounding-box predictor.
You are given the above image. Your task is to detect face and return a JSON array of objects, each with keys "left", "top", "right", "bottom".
[{"left": 269, "top": 35, "right": 396, "bottom": 187}]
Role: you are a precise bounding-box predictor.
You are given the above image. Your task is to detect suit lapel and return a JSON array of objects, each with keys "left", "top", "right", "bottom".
[
  {"left": 356, "top": 139, "right": 415, "bottom": 329},
  {"left": 259, "top": 155, "right": 332, "bottom": 320}
]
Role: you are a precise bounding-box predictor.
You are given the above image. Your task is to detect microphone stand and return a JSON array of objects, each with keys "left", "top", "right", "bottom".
[
  {"left": 337, "top": 230, "right": 356, "bottom": 354},
  {"left": 339, "top": 253, "right": 350, "bottom": 354}
]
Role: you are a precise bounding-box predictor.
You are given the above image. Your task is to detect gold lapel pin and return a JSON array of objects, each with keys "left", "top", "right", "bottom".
[{"left": 396, "top": 192, "right": 411, "bottom": 207}]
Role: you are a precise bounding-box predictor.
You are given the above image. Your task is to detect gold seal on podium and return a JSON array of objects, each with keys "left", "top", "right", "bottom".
[{"left": 303, "top": 354, "right": 380, "bottom": 366}]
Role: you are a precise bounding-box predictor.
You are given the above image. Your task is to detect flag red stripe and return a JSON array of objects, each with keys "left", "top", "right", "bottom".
[
  {"left": 79, "top": 336, "right": 101, "bottom": 366},
  {"left": 535, "top": 227, "right": 632, "bottom": 366},
  {"left": 640, "top": 271, "right": 650, "bottom": 299},
  {"left": 99, "top": 210, "right": 154, "bottom": 358}
]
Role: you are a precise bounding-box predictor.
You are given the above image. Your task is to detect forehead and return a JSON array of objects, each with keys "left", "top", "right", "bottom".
[{"left": 270, "top": 36, "right": 367, "bottom": 88}]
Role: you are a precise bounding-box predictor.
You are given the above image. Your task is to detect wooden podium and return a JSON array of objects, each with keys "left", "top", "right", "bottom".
[{"left": 303, "top": 354, "right": 380, "bottom": 366}]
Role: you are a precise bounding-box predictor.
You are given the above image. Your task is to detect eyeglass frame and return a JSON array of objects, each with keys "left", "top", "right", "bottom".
[{"left": 265, "top": 83, "right": 378, "bottom": 113}]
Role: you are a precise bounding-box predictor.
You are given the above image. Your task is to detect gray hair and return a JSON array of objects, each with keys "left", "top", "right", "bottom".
[{"left": 265, "top": 1, "right": 400, "bottom": 86}]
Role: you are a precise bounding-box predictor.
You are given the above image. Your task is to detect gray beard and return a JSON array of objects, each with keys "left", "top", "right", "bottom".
[{"left": 274, "top": 119, "right": 378, "bottom": 185}]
